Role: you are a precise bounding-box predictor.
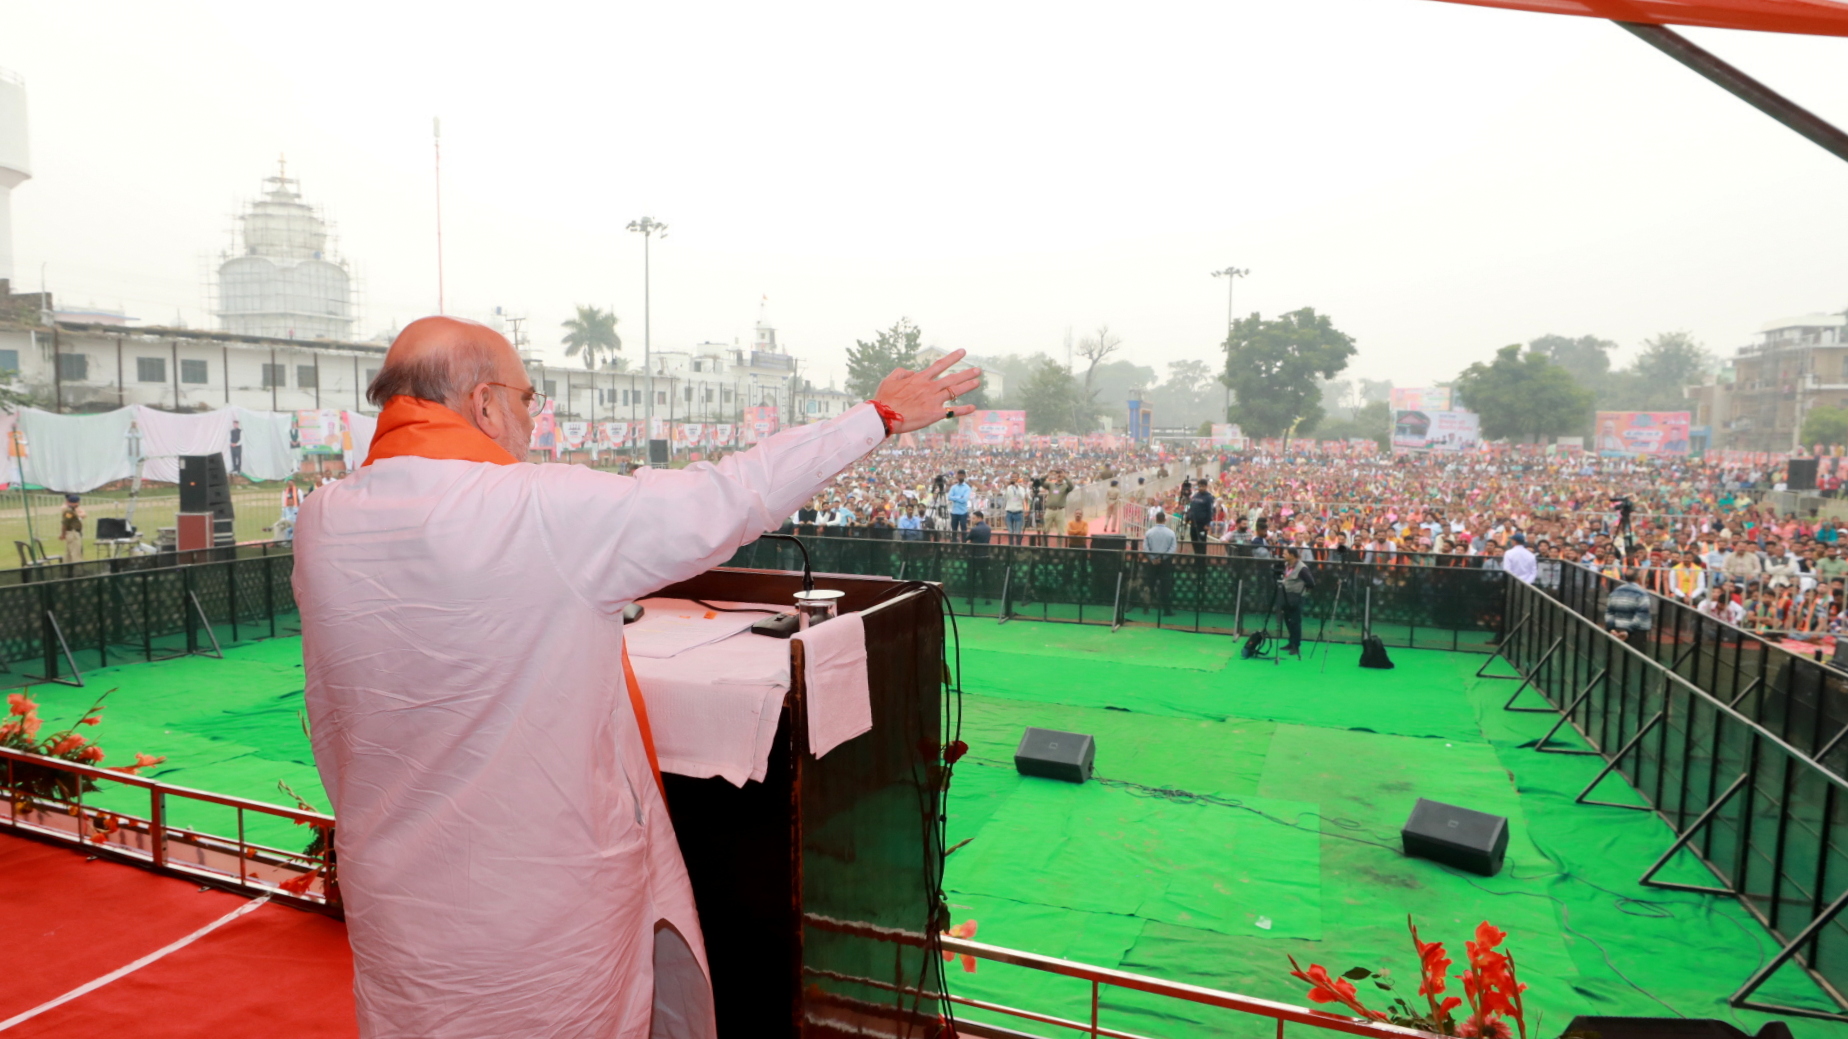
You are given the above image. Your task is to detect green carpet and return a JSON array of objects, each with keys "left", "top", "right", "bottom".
[
  {"left": 18, "top": 620, "right": 1848, "bottom": 1037},
  {"left": 943, "top": 622, "right": 1846, "bottom": 1038}
]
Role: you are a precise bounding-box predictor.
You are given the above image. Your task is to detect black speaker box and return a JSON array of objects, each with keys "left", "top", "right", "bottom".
[
  {"left": 1787, "top": 457, "right": 1819, "bottom": 491},
  {"left": 179, "top": 454, "right": 234, "bottom": 520},
  {"left": 1833, "top": 637, "right": 1848, "bottom": 670},
  {"left": 95, "top": 517, "right": 133, "bottom": 540},
  {"left": 648, "top": 439, "right": 670, "bottom": 465},
  {"left": 1014, "top": 727, "right": 1095, "bottom": 784},
  {"left": 1401, "top": 797, "right": 1508, "bottom": 876}
]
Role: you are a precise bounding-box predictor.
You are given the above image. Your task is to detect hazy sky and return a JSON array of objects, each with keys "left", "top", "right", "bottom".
[{"left": 3, "top": 0, "right": 1846, "bottom": 392}]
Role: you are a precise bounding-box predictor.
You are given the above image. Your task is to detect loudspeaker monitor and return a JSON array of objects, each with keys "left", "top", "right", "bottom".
[
  {"left": 1014, "top": 727, "right": 1095, "bottom": 784},
  {"left": 1401, "top": 797, "right": 1508, "bottom": 876},
  {"left": 648, "top": 439, "right": 670, "bottom": 466},
  {"left": 1787, "top": 457, "right": 1819, "bottom": 492},
  {"left": 179, "top": 454, "right": 234, "bottom": 520}
]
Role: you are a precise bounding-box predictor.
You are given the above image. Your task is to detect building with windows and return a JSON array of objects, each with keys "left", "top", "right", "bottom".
[{"left": 1709, "top": 313, "right": 1848, "bottom": 452}]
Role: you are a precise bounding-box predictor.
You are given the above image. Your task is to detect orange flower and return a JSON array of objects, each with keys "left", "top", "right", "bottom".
[
  {"left": 6, "top": 692, "right": 36, "bottom": 716},
  {"left": 49, "top": 734, "right": 86, "bottom": 756},
  {"left": 111, "top": 751, "right": 166, "bottom": 775},
  {"left": 941, "top": 920, "right": 979, "bottom": 973},
  {"left": 78, "top": 714, "right": 101, "bottom": 726},
  {"left": 77, "top": 745, "right": 105, "bottom": 763}
]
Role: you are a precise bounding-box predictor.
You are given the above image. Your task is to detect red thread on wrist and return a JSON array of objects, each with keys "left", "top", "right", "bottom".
[{"left": 868, "top": 399, "right": 901, "bottom": 436}]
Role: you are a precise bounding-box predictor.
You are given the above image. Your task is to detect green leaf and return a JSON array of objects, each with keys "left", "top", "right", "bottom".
[{"left": 1341, "top": 966, "right": 1373, "bottom": 980}]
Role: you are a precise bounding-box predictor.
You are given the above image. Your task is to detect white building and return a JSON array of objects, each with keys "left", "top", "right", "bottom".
[
  {"left": 215, "top": 160, "right": 356, "bottom": 341},
  {"left": 0, "top": 68, "right": 30, "bottom": 287}
]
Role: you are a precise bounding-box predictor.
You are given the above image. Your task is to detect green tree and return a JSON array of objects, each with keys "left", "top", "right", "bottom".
[
  {"left": 1453, "top": 344, "right": 1594, "bottom": 442},
  {"left": 845, "top": 318, "right": 922, "bottom": 400},
  {"left": 1018, "top": 358, "right": 1097, "bottom": 434},
  {"left": 1529, "top": 333, "right": 1616, "bottom": 387},
  {"left": 1314, "top": 399, "right": 1391, "bottom": 449},
  {"left": 1222, "top": 307, "right": 1358, "bottom": 437},
  {"left": 559, "top": 305, "right": 622, "bottom": 370},
  {"left": 1802, "top": 405, "right": 1848, "bottom": 450}
]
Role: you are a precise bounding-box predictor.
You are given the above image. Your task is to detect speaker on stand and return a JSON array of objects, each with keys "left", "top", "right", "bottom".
[{"left": 179, "top": 454, "right": 235, "bottom": 548}]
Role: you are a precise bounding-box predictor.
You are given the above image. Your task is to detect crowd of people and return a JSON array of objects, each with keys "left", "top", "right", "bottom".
[{"left": 788, "top": 442, "right": 1848, "bottom": 642}]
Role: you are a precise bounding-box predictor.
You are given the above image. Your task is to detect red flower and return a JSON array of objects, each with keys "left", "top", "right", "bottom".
[
  {"left": 49, "top": 734, "right": 85, "bottom": 756},
  {"left": 1287, "top": 957, "right": 1386, "bottom": 1020},
  {"left": 6, "top": 692, "right": 36, "bottom": 716},
  {"left": 78, "top": 714, "right": 101, "bottom": 725},
  {"left": 77, "top": 745, "right": 104, "bottom": 763},
  {"left": 111, "top": 752, "right": 166, "bottom": 775},
  {"left": 941, "top": 919, "right": 979, "bottom": 973}
]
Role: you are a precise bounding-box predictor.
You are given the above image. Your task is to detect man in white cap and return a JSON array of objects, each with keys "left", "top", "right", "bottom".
[{"left": 294, "top": 316, "right": 980, "bottom": 1039}]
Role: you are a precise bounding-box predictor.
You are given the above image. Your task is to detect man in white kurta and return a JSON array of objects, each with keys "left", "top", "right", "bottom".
[{"left": 294, "top": 317, "right": 978, "bottom": 1039}]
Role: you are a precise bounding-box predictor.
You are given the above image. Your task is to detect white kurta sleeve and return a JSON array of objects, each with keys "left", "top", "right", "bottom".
[{"left": 535, "top": 403, "right": 887, "bottom": 609}]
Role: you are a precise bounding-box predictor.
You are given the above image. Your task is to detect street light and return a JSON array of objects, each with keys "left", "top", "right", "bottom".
[
  {"left": 627, "top": 217, "right": 668, "bottom": 433},
  {"left": 1210, "top": 266, "right": 1249, "bottom": 422}
]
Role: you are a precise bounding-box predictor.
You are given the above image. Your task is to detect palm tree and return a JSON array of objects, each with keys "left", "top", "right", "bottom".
[{"left": 560, "top": 305, "right": 623, "bottom": 370}]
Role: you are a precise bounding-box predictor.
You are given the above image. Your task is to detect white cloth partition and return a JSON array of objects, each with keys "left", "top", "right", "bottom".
[
  {"left": 135, "top": 406, "right": 234, "bottom": 485},
  {"left": 232, "top": 407, "right": 300, "bottom": 482},
  {"left": 343, "top": 410, "right": 376, "bottom": 468},
  {"left": 16, "top": 408, "right": 136, "bottom": 493}
]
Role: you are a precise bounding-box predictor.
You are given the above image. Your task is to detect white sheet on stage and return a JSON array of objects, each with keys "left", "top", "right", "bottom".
[{"left": 16, "top": 408, "right": 136, "bottom": 493}]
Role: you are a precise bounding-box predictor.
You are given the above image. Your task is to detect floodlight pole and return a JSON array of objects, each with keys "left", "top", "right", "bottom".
[
  {"left": 1616, "top": 21, "right": 1848, "bottom": 165},
  {"left": 627, "top": 217, "right": 668, "bottom": 431},
  {"left": 1211, "top": 267, "right": 1248, "bottom": 422}
]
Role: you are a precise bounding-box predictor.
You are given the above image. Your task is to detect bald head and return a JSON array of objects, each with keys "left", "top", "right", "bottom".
[
  {"left": 368, "top": 316, "right": 536, "bottom": 460},
  {"left": 367, "top": 317, "right": 521, "bottom": 410}
]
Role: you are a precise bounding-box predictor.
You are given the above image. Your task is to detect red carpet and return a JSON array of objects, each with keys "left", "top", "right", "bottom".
[{"left": 1, "top": 832, "right": 356, "bottom": 1038}]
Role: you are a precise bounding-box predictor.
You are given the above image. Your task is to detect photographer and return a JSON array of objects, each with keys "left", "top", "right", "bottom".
[{"left": 1280, "top": 546, "right": 1315, "bottom": 656}]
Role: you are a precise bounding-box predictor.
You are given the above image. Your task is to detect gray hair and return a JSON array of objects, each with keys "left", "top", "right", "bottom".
[{"left": 366, "top": 340, "right": 503, "bottom": 409}]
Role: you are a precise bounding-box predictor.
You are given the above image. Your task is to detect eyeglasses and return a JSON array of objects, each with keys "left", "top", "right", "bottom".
[{"left": 487, "top": 382, "right": 548, "bottom": 417}]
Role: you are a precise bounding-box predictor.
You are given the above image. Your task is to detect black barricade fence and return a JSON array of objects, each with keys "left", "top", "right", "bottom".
[
  {"left": 0, "top": 552, "right": 297, "bottom": 682},
  {"left": 1502, "top": 577, "right": 1848, "bottom": 1017},
  {"left": 0, "top": 542, "right": 292, "bottom": 586},
  {"left": 726, "top": 536, "right": 1506, "bottom": 652},
  {"left": 1553, "top": 562, "right": 1848, "bottom": 772}
]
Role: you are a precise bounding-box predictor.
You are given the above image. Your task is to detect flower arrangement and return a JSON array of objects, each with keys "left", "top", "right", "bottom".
[
  {"left": 2, "top": 690, "right": 166, "bottom": 806},
  {"left": 941, "top": 919, "right": 979, "bottom": 973},
  {"left": 275, "top": 779, "right": 338, "bottom": 901},
  {"left": 1287, "top": 917, "right": 1528, "bottom": 1038}
]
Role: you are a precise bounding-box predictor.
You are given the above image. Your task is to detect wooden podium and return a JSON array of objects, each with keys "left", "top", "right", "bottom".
[{"left": 652, "top": 566, "right": 949, "bottom": 1038}]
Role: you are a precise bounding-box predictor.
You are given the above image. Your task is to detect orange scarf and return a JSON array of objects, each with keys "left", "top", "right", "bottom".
[{"left": 361, "top": 395, "right": 663, "bottom": 793}]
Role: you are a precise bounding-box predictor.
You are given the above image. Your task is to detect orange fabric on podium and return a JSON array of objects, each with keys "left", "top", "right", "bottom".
[
  {"left": 358, "top": 393, "right": 662, "bottom": 792},
  {"left": 1423, "top": 0, "right": 1848, "bottom": 38}
]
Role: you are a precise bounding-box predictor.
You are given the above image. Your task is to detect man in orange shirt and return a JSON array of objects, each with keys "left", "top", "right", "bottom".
[{"left": 1065, "top": 508, "right": 1089, "bottom": 548}]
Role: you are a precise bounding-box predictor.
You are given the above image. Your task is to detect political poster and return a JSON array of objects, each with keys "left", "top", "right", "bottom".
[
  {"left": 1389, "top": 387, "right": 1453, "bottom": 413},
  {"left": 559, "top": 422, "right": 589, "bottom": 451},
  {"left": 648, "top": 417, "right": 670, "bottom": 442},
  {"left": 676, "top": 423, "right": 705, "bottom": 448},
  {"left": 1393, "top": 409, "right": 1480, "bottom": 452},
  {"left": 741, "top": 405, "right": 779, "bottom": 444},
  {"left": 1594, "top": 412, "right": 1691, "bottom": 457},
  {"left": 295, "top": 410, "right": 344, "bottom": 455},
  {"left": 957, "top": 409, "right": 1027, "bottom": 444},
  {"left": 1210, "top": 423, "right": 1243, "bottom": 446},
  {"left": 529, "top": 401, "right": 557, "bottom": 458},
  {"left": 711, "top": 424, "right": 734, "bottom": 448}
]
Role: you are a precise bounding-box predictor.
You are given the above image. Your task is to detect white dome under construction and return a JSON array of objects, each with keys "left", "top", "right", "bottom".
[{"left": 216, "top": 158, "right": 354, "bottom": 340}]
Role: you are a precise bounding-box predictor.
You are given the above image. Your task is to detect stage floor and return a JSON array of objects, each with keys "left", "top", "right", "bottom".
[{"left": 17, "top": 620, "right": 1848, "bottom": 1037}]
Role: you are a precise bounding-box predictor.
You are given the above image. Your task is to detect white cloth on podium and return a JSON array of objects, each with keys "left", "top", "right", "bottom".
[
  {"left": 793, "top": 613, "right": 873, "bottom": 758},
  {"left": 294, "top": 403, "right": 886, "bottom": 1039},
  {"left": 625, "top": 599, "right": 793, "bottom": 787}
]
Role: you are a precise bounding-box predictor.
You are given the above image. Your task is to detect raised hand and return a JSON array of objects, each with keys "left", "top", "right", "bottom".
[{"left": 872, "top": 349, "right": 984, "bottom": 435}]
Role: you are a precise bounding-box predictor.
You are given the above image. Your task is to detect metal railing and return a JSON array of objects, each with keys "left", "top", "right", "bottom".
[
  {"left": 1498, "top": 577, "right": 1848, "bottom": 1020},
  {"left": 1551, "top": 562, "right": 1848, "bottom": 777},
  {"left": 731, "top": 536, "right": 1506, "bottom": 652},
  {"left": 803, "top": 915, "right": 1431, "bottom": 1039},
  {"left": 0, "top": 745, "right": 337, "bottom": 911}
]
